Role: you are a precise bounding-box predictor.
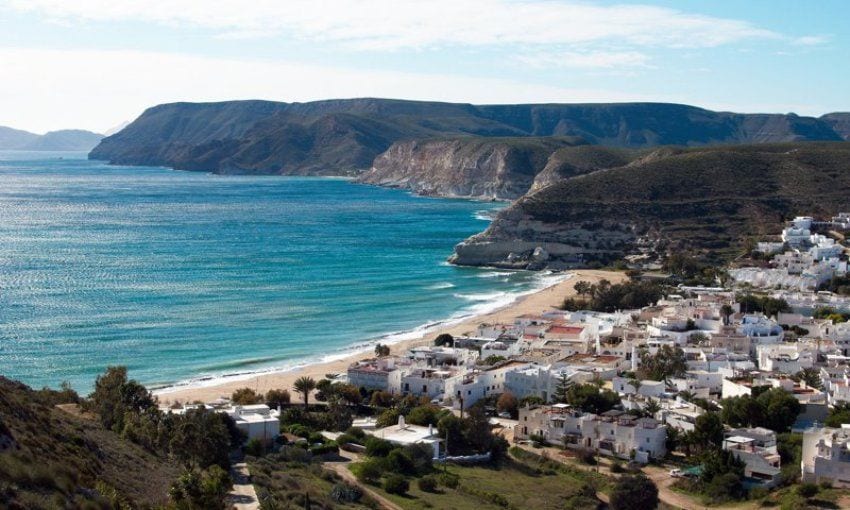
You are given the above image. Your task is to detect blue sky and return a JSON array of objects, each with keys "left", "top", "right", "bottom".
[{"left": 0, "top": 0, "right": 846, "bottom": 133}]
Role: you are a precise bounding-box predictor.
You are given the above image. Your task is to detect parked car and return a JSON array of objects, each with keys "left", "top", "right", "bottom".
[{"left": 669, "top": 468, "right": 682, "bottom": 478}]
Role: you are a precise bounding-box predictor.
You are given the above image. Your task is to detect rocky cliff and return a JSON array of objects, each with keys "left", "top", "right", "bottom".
[
  {"left": 357, "top": 137, "right": 584, "bottom": 199},
  {"left": 90, "top": 98, "right": 847, "bottom": 176},
  {"left": 449, "top": 142, "right": 850, "bottom": 269}
]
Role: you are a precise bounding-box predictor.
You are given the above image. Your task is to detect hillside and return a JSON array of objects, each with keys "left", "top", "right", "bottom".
[
  {"left": 823, "top": 112, "right": 850, "bottom": 140},
  {"left": 0, "top": 377, "right": 179, "bottom": 509},
  {"left": 0, "top": 126, "right": 103, "bottom": 151},
  {"left": 357, "top": 136, "right": 586, "bottom": 199},
  {"left": 449, "top": 142, "right": 850, "bottom": 269},
  {"left": 89, "top": 98, "right": 847, "bottom": 175}
]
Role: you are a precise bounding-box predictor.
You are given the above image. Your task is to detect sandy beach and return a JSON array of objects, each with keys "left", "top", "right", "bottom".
[{"left": 156, "top": 269, "right": 627, "bottom": 404}]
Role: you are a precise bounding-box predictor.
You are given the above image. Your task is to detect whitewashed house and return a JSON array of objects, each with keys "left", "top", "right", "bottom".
[{"left": 802, "top": 426, "right": 850, "bottom": 487}]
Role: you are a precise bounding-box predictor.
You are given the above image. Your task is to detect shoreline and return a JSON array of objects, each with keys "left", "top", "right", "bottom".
[{"left": 156, "top": 269, "right": 627, "bottom": 404}]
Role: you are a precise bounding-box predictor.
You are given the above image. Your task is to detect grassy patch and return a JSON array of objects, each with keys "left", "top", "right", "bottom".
[{"left": 360, "top": 450, "right": 606, "bottom": 510}]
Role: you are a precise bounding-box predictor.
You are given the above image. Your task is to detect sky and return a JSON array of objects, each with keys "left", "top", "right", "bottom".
[{"left": 0, "top": 0, "right": 847, "bottom": 133}]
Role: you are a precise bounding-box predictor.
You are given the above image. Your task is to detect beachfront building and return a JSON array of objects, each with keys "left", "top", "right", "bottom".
[
  {"left": 347, "top": 357, "right": 407, "bottom": 394},
  {"left": 723, "top": 428, "right": 782, "bottom": 488},
  {"left": 367, "top": 415, "right": 443, "bottom": 459},
  {"left": 405, "top": 345, "right": 479, "bottom": 368},
  {"left": 514, "top": 404, "right": 666, "bottom": 463},
  {"left": 802, "top": 426, "right": 850, "bottom": 487}
]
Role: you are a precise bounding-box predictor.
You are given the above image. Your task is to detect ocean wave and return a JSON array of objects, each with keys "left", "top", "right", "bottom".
[
  {"left": 473, "top": 210, "right": 496, "bottom": 221},
  {"left": 425, "top": 282, "right": 455, "bottom": 290},
  {"left": 477, "top": 271, "right": 513, "bottom": 278},
  {"left": 453, "top": 291, "right": 508, "bottom": 301},
  {"left": 154, "top": 271, "right": 574, "bottom": 396}
]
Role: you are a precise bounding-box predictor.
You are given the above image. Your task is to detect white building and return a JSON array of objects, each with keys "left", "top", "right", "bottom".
[
  {"left": 224, "top": 404, "right": 282, "bottom": 443},
  {"left": 347, "top": 357, "right": 407, "bottom": 394},
  {"left": 723, "top": 428, "right": 782, "bottom": 488},
  {"left": 802, "top": 426, "right": 850, "bottom": 487},
  {"left": 367, "top": 415, "right": 443, "bottom": 459},
  {"left": 515, "top": 405, "right": 666, "bottom": 463}
]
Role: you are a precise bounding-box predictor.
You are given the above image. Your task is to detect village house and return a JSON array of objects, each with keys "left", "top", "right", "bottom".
[
  {"left": 655, "top": 400, "right": 705, "bottom": 431},
  {"left": 366, "top": 415, "right": 443, "bottom": 459},
  {"left": 347, "top": 356, "right": 407, "bottom": 394},
  {"left": 723, "top": 427, "right": 782, "bottom": 488},
  {"left": 802, "top": 426, "right": 850, "bottom": 487}
]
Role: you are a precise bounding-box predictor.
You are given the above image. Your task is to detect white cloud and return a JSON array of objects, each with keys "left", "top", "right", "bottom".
[
  {"left": 0, "top": 47, "right": 661, "bottom": 133},
  {"left": 793, "top": 35, "right": 829, "bottom": 46},
  {"left": 4, "top": 0, "right": 779, "bottom": 50},
  {"left": 516, "top": 50, "right": 653, "bottom": 69}
]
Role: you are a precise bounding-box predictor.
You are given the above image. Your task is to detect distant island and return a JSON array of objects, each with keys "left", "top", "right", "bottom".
[{"left": 0, "top": 125, "right": 103, "bottom": 151}]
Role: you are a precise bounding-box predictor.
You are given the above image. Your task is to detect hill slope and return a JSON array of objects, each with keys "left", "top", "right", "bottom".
[
  {"left": 0, "top": 377, "right": 179, "bottom": 509},
  {"left": 449, "top": 142, "right": 850, "bottom": 269},
  {"left": 89, "top": 98, "right": 846, "bottom": 175},
  {"left": 0, "top": 126, "right": 103, "bottom": 151}
]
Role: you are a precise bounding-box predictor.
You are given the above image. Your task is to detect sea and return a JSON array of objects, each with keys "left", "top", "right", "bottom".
[{"left": 0, "top": 151, "right": 562, "bottom": 392}]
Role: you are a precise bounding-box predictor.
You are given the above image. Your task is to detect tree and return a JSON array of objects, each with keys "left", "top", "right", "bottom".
[
  {"left": 553, "top": 373, "right": 573, "bottom": 404},
  {"left": 637, "top": 345, "right": 687, "bottom": 382},
  {"left": 89, "top": 366, "right": 155, "bottom": 433},
  {"left": 825, "top": 403, "right": 850, "bottom": 427},
  {"left": 720, "top": 394, "right": 766, "bottom": 428},
  {"left": 374, "top": 343, "right": 390, "bottom": 357},
  {"left": 566, "top": 384, "right": 621, "bottom": 414},
  {"left": 609, "top": 474, "right": 658, "bottom": 510},
  {"left": 496, "top": 392, "right": 519, "bottom": 418},
  {"left": 794, "top": 368, "right": 823, "bottom": 390},
  {"left": 169, "top": 407, "right": 233, "bottom": 469},
  {"left": 643, "top": 399, "right": 661, "bottom": 417},
  {"left": 264, "top": 389, "right": 290, "bottom": 408},
  {"left": 693, "top": 413, "right": 724, "bottom": 451},
  {"left": 383, "top": 474, "right": 409, "bottom": 495},
  {"left": 231, "top": 387, "right": 264, "bottom": 405},
  {"left": 574, "top": 281, "right": 592, "bottom": 296},
  {"left": 720, "top": 304, "right": 734, "bottom": 325},
  {"left": 757, "top": 388, "right": 801, "bottom": 433},
  {"left": 293, "top": 376, "right": 317, "bottom": 410},
  {"left": 434, "top": 333, "right": 454, "bottom": 347}
]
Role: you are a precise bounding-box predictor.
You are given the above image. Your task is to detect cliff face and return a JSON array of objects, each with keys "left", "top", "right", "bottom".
[
  {"left": 90, "top": 98, "right": 846, "bottom": 176},
  {"left": 357, "top": 137, "right": 583, "bottom": 199},
  {"left": 450, "top": 142, "right": 850, "bottom": 269},
  {"left": 822, "top": 113, "right": 850, "bottom": 140}
]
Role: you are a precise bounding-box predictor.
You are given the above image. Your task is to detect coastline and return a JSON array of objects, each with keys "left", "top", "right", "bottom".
[{"left": 156, "top": 269, "right": 627, "bottom": 404}]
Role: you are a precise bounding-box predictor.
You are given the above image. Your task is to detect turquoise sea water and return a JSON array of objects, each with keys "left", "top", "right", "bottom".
[{"left": 0, "top": 152, "right": 556, "bottom": 391}]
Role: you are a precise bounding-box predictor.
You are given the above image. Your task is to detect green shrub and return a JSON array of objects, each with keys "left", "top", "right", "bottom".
[
  {"left": 610, "top": 460, "right": 624, "bottom": 473},
  {"left": 309, "top": 442, "right": 339, "bottom": 456},
  {"left": 796, "top": 482, "right": 819, "bottom": 498},
  {"left": 383, "top": 474, "right": 409, "bottom": 495},
  {"left": 245, "top": 438, "right": 265, "bottom": 457},
  {"left": 352, "top": 459, "right": 383, "bottom": 484},
  {"left": 364, "top": 436, "right": 395, "bottom": 457},
  {"left": 385, "top": 449, "right": 415, "bottom": 475},
  {"left": 417, "top": 475, "right": 438, "bottom": 493},
  {"left": 438, "top": 472, "right": 460, "bottom": 489},
  {"left": 307, "top": 432, "right": 325, "bottom": 444}
]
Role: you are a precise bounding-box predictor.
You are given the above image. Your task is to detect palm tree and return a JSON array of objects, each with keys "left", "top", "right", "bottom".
[{"left": 293, "top": 376, "right": 316, "bottom": 410}]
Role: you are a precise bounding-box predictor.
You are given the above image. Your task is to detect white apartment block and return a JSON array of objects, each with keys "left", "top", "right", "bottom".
[
  {"left": 723, "top": 428, "right": 782, "bottom": 488},
  {"left": 515, "top": 405, "right": 666, "bottom": 463},
  {"left": 347, "top": 357, "right": 406, "bottom": 394}
]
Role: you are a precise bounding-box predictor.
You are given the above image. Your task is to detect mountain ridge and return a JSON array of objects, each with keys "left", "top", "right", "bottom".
[
  {"left": 89, "top": 98, "right": 847, "bottom": 175},
  {"left": 0, "top": 126, "right": 103, "bottom": 151}
]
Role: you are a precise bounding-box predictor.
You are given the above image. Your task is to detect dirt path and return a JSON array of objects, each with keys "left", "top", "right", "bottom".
[
  {"left": 323, "top": 451, "right": 403, "bottom": 510},
  {"left": 228, "top": 462, "right": 260, "bottom": 510}
]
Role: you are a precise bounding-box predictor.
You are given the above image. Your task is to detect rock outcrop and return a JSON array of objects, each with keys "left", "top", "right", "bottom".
[{"left": 357, "top": 137, "right": 583, "bottom": 200}]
